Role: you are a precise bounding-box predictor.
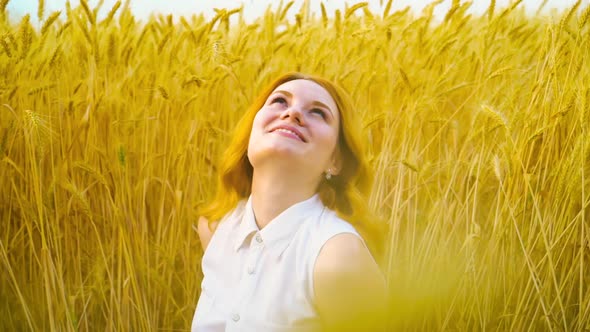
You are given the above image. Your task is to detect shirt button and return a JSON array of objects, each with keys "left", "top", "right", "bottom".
[
  {"left": 255, "top": 233, "right": 262, "bottom": 243},
  {"left": 247, "top": 266, "right": 255, "bottom": 274},
  {"left": 232, "top": 313, "right": 240, "bottom": 322}
]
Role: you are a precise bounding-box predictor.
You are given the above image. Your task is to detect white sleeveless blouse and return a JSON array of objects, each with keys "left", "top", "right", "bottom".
[{"left": 191, "top": 194, "right": 362, "bottom": 332}]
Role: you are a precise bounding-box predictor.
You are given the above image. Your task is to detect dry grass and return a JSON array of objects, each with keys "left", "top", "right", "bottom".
[{"left": 1, "top": 0, "right": 589, "bottom": 330}]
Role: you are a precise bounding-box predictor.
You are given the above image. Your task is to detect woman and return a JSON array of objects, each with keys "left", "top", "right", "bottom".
[{"left": 192, "top": 72, "right": 388, "bottom": 331}]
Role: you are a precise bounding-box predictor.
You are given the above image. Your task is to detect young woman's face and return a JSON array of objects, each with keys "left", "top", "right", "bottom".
[{"left": 247, "top": 79, "right": 341, "bottom": 179}]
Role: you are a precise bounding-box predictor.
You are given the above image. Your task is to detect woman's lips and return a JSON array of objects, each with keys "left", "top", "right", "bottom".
[{"left": 269, "top": 125, "right": 305, "bottom": 142}]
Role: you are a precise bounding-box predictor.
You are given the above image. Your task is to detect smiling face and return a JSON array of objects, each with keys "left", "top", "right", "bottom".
[{"left": 247, "top": 79, "right": 341, "bottom": 182}]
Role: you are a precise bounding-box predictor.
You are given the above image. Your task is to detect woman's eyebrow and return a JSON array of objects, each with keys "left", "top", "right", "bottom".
[
  {"left": 273, "top": 90, "right": 292, "bottom": 97},
  {"left": 273, "top": 90, "right": 335, "bottom": 117}
]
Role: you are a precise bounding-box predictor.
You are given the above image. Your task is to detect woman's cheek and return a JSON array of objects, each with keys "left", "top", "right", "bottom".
[{"left": 248, "top": 111, "right": 270, "bottom": 154}]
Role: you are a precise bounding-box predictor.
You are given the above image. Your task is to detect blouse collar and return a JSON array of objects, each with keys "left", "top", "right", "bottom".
[{"left": 233, "top": 194, "right": 324, "bottom": 258}]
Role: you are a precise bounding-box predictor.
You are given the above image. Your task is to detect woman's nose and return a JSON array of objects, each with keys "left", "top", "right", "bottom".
[{"left": 280, "top": 106, "right": 304, "bottom": 125}]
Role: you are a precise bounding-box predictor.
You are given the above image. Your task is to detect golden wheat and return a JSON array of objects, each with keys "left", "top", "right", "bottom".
[{"left": 0, "top": 0, "right": 589, "bottom": 330}]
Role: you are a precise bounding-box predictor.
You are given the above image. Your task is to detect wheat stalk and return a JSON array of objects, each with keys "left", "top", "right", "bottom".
[
  {"left": 102, "top": 0, "right": 121, "bottom": 26},
  {"left": 19, "top": 14, "right": 33, "bottom": 59},
  {"left": 558, "top": 0, "right": 581, "bottom": 32},
  {"left": 0, "top": 0, "right": 9, "bottom": 17},
  {"left": 80, "top": 0, "right": 95, "bottom": 26},
  {"left": 345, "top": 2, "right": 368, "bottom": 19},
  {"left": 41, "top": 11, "right": 61, "bottom": 35},
  {"left": 487, "top": 0, "right": 496, "bottom": 20},
  {"left": 578, "top": 4, "right": 590, "bottom": 29},
  {"left": 383, "top": 0, "right": 393, "bottom": 18},
  {"left": 0, "top": 35, "right": 11, "bottom": 57}
]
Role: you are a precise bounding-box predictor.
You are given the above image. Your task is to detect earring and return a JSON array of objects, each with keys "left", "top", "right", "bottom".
[{"left": 325, "top": 169, "right": 332, "bottom": 180}]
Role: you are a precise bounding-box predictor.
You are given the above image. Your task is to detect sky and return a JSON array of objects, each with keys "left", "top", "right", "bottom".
[{"left": 6, "top": 0, "right": 585, "bottom": 25}]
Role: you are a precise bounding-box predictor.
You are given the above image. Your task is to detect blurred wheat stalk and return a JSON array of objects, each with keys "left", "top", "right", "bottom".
[{"left": 0, "top": 0, "right": 589, "bottom": 330}]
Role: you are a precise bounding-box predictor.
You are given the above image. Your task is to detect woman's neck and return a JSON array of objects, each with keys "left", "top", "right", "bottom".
[{"left": 250, "top": 169, "right": 318, "bottom": 229}]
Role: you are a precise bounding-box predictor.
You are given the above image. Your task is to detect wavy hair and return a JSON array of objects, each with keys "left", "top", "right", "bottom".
[{"left": 199, "top": 72, "right": 387, "bottom": 260}]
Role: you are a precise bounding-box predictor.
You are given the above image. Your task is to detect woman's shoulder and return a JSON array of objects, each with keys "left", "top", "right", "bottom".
[
  {"left": 313, "top": 208, "right": 376, "bottom": 263},
  {"left": 309, "top": 207, "right": 382, "bottom": 283},
  {"left": 299, "top": 207, "right": 369, "bottom": 275},
  {"left": 309, "top": 208, "right": 362, "bottom": 243}
]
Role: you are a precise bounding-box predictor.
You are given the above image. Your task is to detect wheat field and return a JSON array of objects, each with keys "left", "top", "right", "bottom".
[{"left": 0, "top": 0, "right": 589, "bottom": 330}]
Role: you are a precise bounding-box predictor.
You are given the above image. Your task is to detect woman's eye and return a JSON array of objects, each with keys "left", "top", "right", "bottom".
[
  {"left": 311, "top": 108, "right": 326, "bottom": 119},
  {"left": 270, "top": 97, "right": 287, "bottom": 106}
]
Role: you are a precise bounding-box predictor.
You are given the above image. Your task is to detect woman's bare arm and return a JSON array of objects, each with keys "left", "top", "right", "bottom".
[{"left": 313, "top": 233, "right": 388, "bottom": 331}]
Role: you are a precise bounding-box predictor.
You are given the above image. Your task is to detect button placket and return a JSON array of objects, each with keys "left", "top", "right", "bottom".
[
  {"left": 228, "top": 232, "right": 264, "bottom": 329},
  {"left": 247, "top": 232, "right": 263, "bottom": 275}
]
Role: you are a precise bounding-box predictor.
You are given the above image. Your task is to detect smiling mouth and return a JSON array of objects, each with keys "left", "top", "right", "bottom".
[{"left": 270, "top": 127, "right": 305, "bottom": 142}]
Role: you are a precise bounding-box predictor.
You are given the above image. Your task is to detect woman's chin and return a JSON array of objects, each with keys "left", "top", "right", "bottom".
[{"left": 248, "top": 145, "right": 304, "bottom": 165}]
